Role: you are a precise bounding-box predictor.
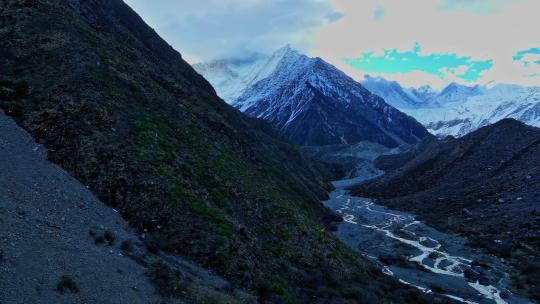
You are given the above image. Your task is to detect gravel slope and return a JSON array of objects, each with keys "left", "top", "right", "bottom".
[{"left": 0, "top": 110, "right": 255, "bottom": 304}]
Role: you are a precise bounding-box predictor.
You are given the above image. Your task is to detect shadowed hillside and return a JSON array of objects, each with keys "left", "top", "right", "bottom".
[
  {"left": 0, "top": 0, "right": 439, "bottom": 302},
  {"left": 353, "top": 119, "right": 540, "bottom": 301}
]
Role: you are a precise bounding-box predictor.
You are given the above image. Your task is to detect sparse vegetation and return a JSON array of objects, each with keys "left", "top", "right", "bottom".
[
  {"left": 94, "top": 235, "right": 105, "bottom": 245},
  {"left": 120, "top": 239, "right": 133, "bottom": 252},
  {"left": 90, "top": 230, "right": 115, "bottom": 246},
  {"left": 270, "top": 278, "right": 295, "bottom": 304},
  {"left": 0, "top": 80, "right": 29, "bottom": 119},
  {"left": 147, "top": 261, "right": 185, "bottom": 298},
  {"left": 55, "top": 275, "right": 79, "bottom": 294},
  {"left": 104, "top": 230, "right": 115, "bottom": 246}
]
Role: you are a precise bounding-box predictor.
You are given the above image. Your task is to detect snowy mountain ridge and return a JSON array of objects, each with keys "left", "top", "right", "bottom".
[
  {"left": 193, "top": 45, "right": 294, "bottom": 103},
  {"left": 195, "top": 48, "right": 540, "bottom": 140},
  {"left": 195, "top": 46, "right": 431, "bottom": 147},
  {"left": 361, "top": 75, "right": 428, "bottom": 109},
  {"left": 412, "top": 84, "right": 540, "bottom": 137},
  {"left": 361, "top": 76, "right": 540, "bottom": 137},
  {"left": 235, "top": 47, "right": 387, "bottom": 112}
]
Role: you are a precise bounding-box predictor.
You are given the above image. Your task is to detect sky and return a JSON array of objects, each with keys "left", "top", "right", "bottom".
[{"left": 124, "top": 0, "right": 540, "bottom": 89}]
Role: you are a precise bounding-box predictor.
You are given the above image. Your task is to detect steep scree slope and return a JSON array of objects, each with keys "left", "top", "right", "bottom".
[{"left": 0, "top": 110, "right": 258, "bottom": 304}]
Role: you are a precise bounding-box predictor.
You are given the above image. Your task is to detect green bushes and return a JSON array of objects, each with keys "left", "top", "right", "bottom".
[
  {"left": 147, "top": 261, "right": 185, "bottom": 297},
  {"left": 0, "top": 81, "right": 29, "bottom": 100},
  {"left": 188, "top": 201, "right": 231, "bottom": 237},
  {"left": 257, "top": 277, "right": 295, "bottom": 304},
  {"left": 0, "top": 81, "right": 29, "bottom": 118}
]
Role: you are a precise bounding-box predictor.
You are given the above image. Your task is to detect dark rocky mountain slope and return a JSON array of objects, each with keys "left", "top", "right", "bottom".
[
  {"left": 0, "top": 0, "right": 434, "bottom": 302},
  {"left": 0, "top": 110, "right": 257, "bottom": 304},
  {"left": 353, "top": 119, "right": 540, "bottom": 301}
]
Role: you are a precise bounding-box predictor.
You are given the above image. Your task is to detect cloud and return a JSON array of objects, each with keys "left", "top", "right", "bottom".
[
  {"left": 439, "top": 0, "right": 516, "bottom": 15},
  {"left": 310, "top": 0, "right": 540, "bottom": 87},
  {"left": 513, "top": 48, "right": 540, "bottom": 61},
  {"left": 345, "top": 43, "right": 493, "bottom": 82},
  {"left": 123, "top": 0, "right": 341, "bottom": 62},
  {"left": 125, "top": 0, "right": 540, "bottom": 86},
  {"left": 511, "top": 48, "right": 540, "bottom": 78},
  {"left": 373, "top": 5, "right": 386, "bottom": 21}
]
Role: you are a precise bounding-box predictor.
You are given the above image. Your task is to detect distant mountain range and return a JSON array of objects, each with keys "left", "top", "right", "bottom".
[
  {"left": 362, "top": 76, "right": 540, "bottom": 137},
  {"left": 194, "top": 46, "right": 431, "bottom": 147},
  {"left": 195, "top": 47, "right": 540, "bottom": 143}
]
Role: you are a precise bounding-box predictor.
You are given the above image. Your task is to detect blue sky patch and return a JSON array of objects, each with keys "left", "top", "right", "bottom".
[
  {"left": 513, "top": 48, "right": 540, "bottom": 75},
  {"left": 345, "top": 43, "right": 493, "bottom": 82},
  {"left": 512, "top": 48, "right": 540, "bottom": 61},
  {"left": 439, "top": 0, "right": 512, "bottom": 15}
]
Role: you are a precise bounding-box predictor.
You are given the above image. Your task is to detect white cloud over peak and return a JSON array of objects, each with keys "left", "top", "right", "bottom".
[
  {"left": 310, "top": 0, "right": 540, "bottom": 87},
  {"left": 124, "top": 0, "right": 539, "bottom": 87},
  {"left": 124, "top": 0, "right": 341, "bottom": 63}
]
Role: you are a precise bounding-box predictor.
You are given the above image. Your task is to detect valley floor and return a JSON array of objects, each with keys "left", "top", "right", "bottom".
[{"left": 324, "top": 179, "right": 532, "bottom": 304}]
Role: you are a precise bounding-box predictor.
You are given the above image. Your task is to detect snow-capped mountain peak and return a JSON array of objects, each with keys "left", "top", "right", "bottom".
[
  {"left": 408, "top": 85, "right": 437, "bottom": 106},
  {"left": 435, "top": 82, "right": 485, "bottom": 105},
  {"left": 361, "top": 75, "right": 426, "bottom": 109},
  {"left": 198, "top": 46, "right": 431, "bottom": 147},
  {"left": 193, "top": 45, "right": 304, "bottom": 104}
]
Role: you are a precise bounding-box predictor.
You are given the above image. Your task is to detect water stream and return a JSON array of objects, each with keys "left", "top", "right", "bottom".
[{"left": 324, "top": 178, "right": 531, "bottom": 304}]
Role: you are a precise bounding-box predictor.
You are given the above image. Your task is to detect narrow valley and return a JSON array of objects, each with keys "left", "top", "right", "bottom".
[{"left": 325, "top": 178, "right": 532, "bottom": 304}]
